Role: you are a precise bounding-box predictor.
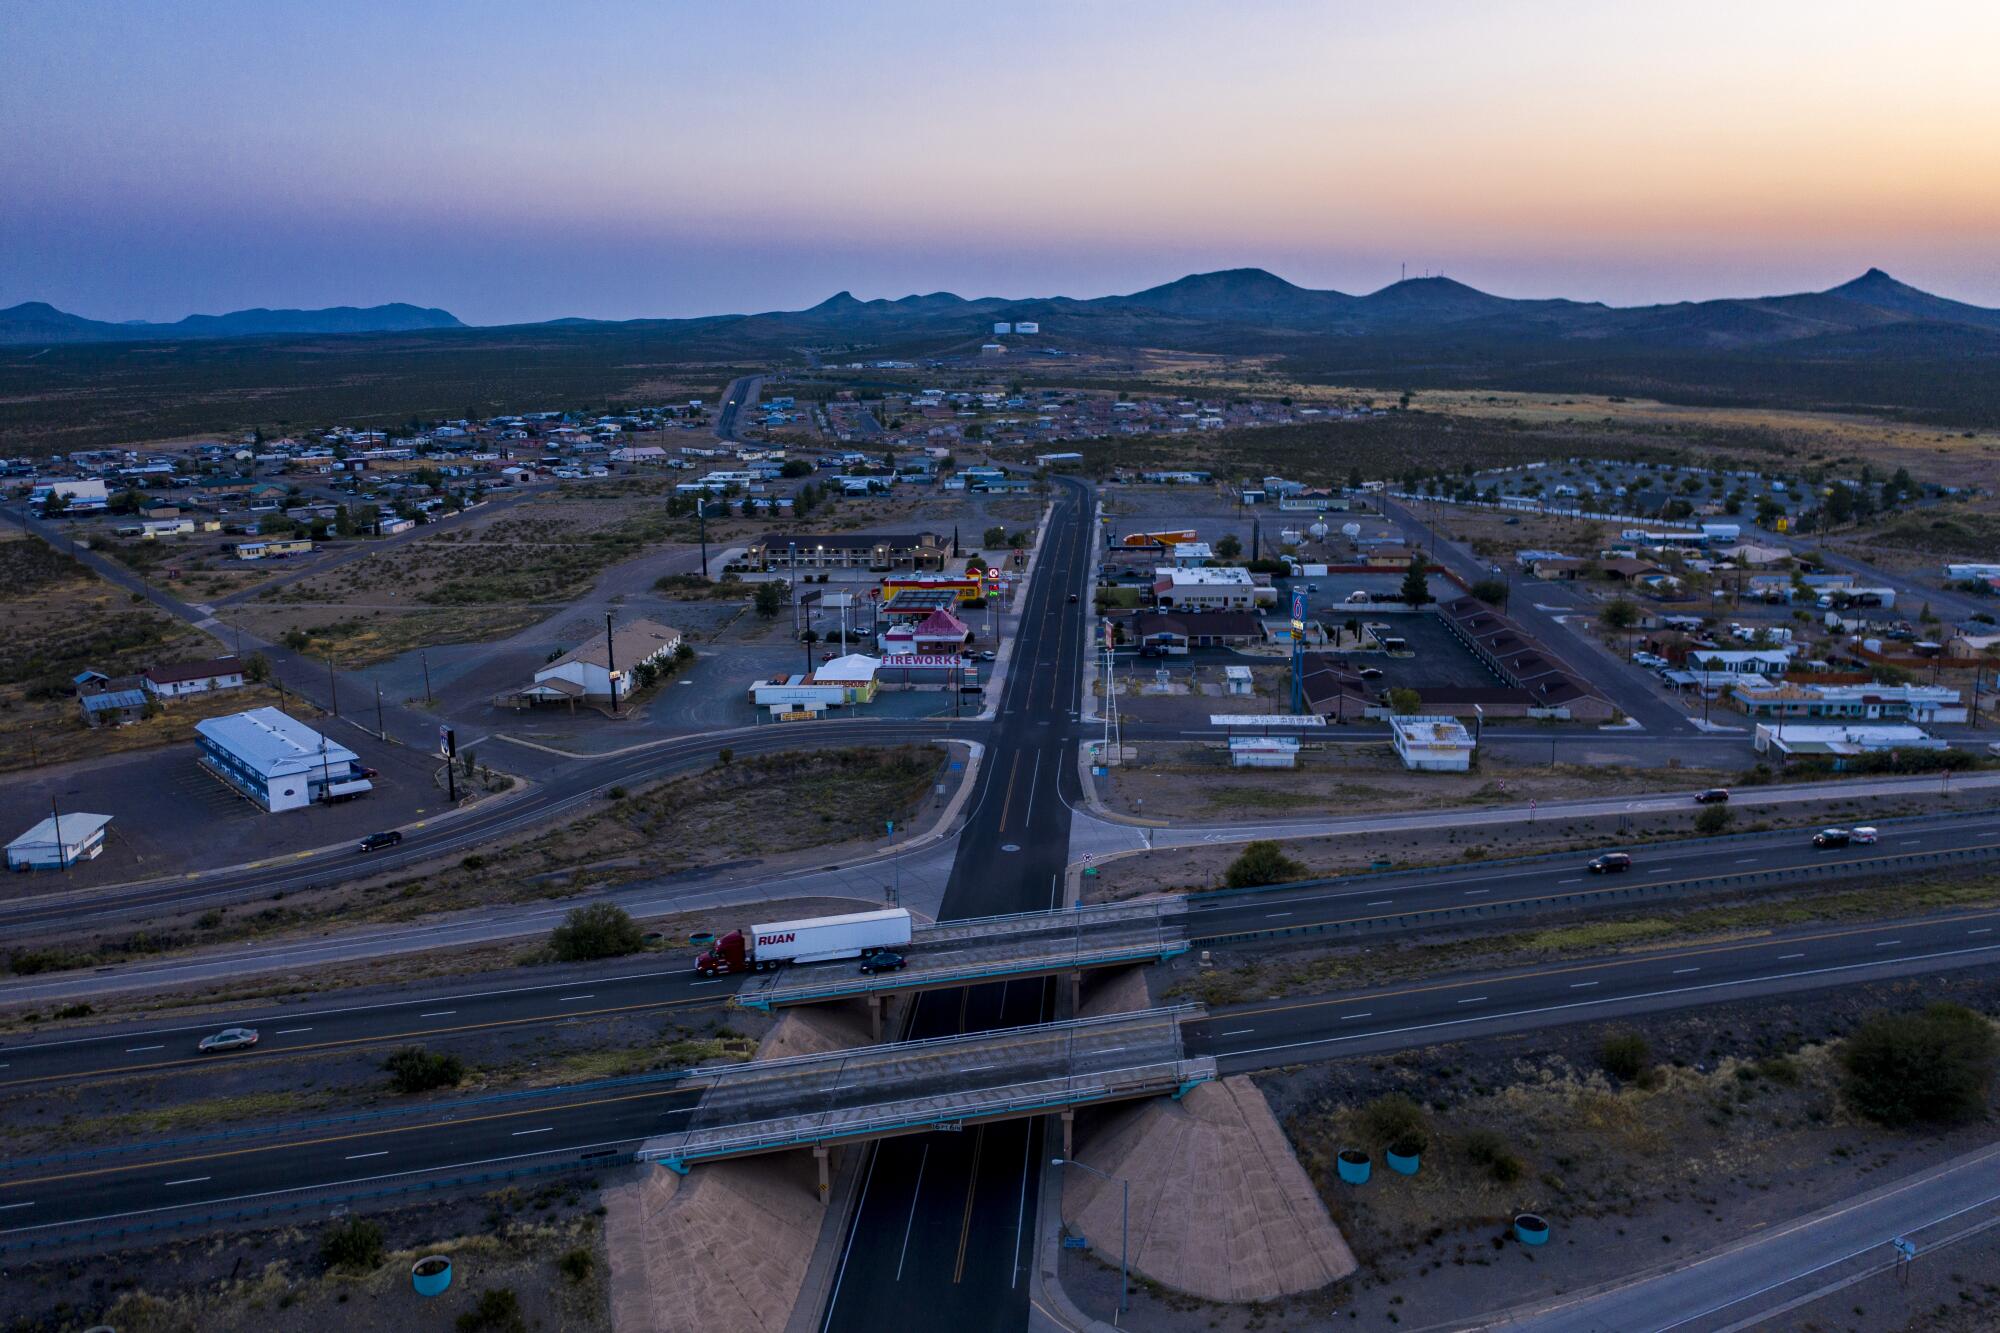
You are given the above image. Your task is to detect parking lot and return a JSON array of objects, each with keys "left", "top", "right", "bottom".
[
  {"left": 0, "top": 723, "right": 452, "bottom": 891},
  {"left": 1332, "top": 610, "right": 1510, "bottom": 692}
]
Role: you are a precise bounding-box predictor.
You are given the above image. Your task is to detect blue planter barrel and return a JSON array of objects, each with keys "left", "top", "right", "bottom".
[
  {"left": 1336, "top": 1149, "right": 1371, "bottom": 1184},
  {"left": 1514, "top": 1214, "right": 1550, "bottom": 1246},
  {"left": 412, "top": 1256, "right": 453, "bottom": 1297},
  {"left": 1386, "top": 1148, "right": 1421, "bottom": 1176}
]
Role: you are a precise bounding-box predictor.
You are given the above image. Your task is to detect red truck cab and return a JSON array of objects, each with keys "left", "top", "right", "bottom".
[{"left": 695, "top": 931, "right": 752, "bottom": 977}]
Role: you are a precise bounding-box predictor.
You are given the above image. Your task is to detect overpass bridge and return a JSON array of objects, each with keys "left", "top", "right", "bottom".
[
  {"left": 731, "top": 898, "right": 1190, "bottom": 1036},
  {"left": 639, "top": 1005, "right": 1211, "bottom": 1196}
]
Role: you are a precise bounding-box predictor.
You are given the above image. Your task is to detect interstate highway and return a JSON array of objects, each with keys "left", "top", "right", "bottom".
[
  {"left": 4, "top": 906, "right": 1996, "bottom": 1247},
  {"left": 14, "top": 809, "right": 2000, "bottom": 1091}
]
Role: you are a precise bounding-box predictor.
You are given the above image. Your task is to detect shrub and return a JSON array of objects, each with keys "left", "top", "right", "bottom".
[
  {"left": 558, "top": 1246, "right": 595, "bottom": 1284},
  {"left": 1358, "top": 1094, "right": 1428, "bottom": 1148},
  {"left": 1840, "top": 1003, "right": 1997, "bottom": 1126},
  {"left": 457, "top": 1288, "right": 526, "bottom": 1333},
  {"left": 1388, "top": 1131, "right": 1429, "bottom": 1159},
  {"left": 549, "top": 902, "right": 646, "bottom": 962},
  {"left": 383, "top": 1046, "right": 465, "bottom": 1094},
  {"left": 1223, "top": 840, "right": 1307, "bottom": 889},
  {"left": 1599, "top": 1031, "right": 1651, "bottom": 1081},
  {"left": 1462, "top": 1129, "right": 1525, "bottom": 1183},
  {"left": 319, "top": 1217, "right": 385, "bottom": 1271},
  {"left": 1694, "top": 804, "right": 1733, "bottom": 836}
]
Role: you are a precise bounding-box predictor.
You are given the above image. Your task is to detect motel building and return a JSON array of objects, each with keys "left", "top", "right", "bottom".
[{"left": 194, "top": 706, "right": 373, "bottom": 812}]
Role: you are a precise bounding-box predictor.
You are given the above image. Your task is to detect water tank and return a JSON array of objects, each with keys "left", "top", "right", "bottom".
[
  {"left": 1309, "top": 521, "right": 1329, "bottom": 540},
  {"left": 1341, "top": 523, "right": 1362, "bottom": 539}
]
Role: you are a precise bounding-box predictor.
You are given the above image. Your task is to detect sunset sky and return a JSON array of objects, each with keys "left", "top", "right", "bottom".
[{"left": 5, "top": 0, "right": 1998, "bottom": 324}]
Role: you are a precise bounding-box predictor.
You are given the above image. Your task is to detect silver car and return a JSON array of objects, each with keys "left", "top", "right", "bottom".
[{"left": 197, "top": 1026, "right": 260, "bottom": 1054}]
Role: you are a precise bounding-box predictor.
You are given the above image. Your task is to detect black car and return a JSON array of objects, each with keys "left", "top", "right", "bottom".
[
  {"left": 1068, "top": 593, "right": 1079, "bottom": 603},
  {"left": 858, "top": 950, "right": 907, "bottom": 974},
  {"left": 357, "top": 830, "right": 403, "bottom": 853},
  {"left": 1813, "top": 828, "right": 1852, "bottom": 849},
  {"left": 1694, "top": 788, "right": 1730, "bottom": 804},
  {"left": 1587, "top": 852, "right": 1633, "bottom": 874}
]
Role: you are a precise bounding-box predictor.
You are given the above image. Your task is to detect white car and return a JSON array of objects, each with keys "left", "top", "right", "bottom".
[
  {"left": 197, "top": 1027, "right": 260, "bottom": 1054},
  {"left": 1851, "top": 826, "right": 1879, "bottom": 845}
]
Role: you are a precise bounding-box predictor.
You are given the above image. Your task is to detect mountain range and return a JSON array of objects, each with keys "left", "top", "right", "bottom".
[
  {"left": 0, "top": 301, "right": 463, "bottom": 344},
  {"left": 4, "top": 269, "right": 1998, "bottom": 355}
]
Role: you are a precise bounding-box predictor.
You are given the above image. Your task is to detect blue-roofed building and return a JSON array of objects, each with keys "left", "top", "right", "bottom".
[{"left": 194, "top": 706, "right": 370, "bottom": 812}]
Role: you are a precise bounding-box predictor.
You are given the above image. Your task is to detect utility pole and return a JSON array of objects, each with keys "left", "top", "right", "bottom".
[
  {"left": 420, "top": 649, "right": 433, "bottom": 704},
  {"left": 605, "top": 612, "right": 620, "bottom": 715},
  {"left": 49, "top": 796, "right": 65, "bottom": 871},
  {"left": 325, "top": 653, "right": 338, "bottom": 717},
  {"left": 375, "top": 681, "right": 385, "bottom": 739}
]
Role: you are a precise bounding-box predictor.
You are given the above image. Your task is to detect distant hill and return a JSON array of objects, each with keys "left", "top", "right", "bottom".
[{"left": 0, "top": 301, "right": 463, "bottom": 345}]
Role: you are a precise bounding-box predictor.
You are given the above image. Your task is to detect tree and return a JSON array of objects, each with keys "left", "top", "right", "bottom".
[
  {"left": 1214, "top": 533, "right": 1243, "bottom": 561},
  {"left": 1600, "top": 597, "right": 1640, "bottom": 632},
  {"left": 1599, "top": 1031, "right": 1651, "bottom": 1081},
  {"left": 1469, "top": 577, "right": 1508, "bottom": 607},
  {"left": 243, "top": 652, "right": 272, "bottom": 683},
  {"left": 753, "top": 580, "right": 787, "bottom": 619},
  {"left": 549, "top": 902, "right": 646, "bottom": 962},
  {"left": 1398, "top": 555, "right": 1431, "bottom": 607},
  {"left": 1840, "top": 1003, "right": 1997, "bottom": 1126},
  {"left": 1224, "top": 840, "right": 1307, "bottom": 889},
  {"left": 780, "top": 459, "right": 812, "bottom": 478},
  {"left": 1386, "top": 687, "right": 1423, "bottom": 715},
  {"left": 38, "top": 489, "right": 69, "bottom": 516},
  {"left": 383, "top": 1046, "right": 465, "bottom": 1094},
  {"left": 1694, "top": 804, "right": 1733, "bottom": 836},
  {"left": 107, "top": 487, "right": 146, "bottom": 516},
  {"left": 983, "top": 526, "right": 1007, "bottom": 548}
]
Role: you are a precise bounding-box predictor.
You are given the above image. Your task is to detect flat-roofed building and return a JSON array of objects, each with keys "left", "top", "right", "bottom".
[
  {"left": 195, "top": 707, "right": 369, "bottom": 812},
  {"left": 7, "top": 812, "right": 113, "bottom": 870},
  {"left": 1388, "top": 714, "right": 1477, "bottom": 771}
]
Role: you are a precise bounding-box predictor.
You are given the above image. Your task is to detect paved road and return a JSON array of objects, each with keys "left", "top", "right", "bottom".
[
  {"left": 1492, "top": 1139, "right": 2000, "bottom": 1332},
  {"left": 713, "top": 373, "right": 763, "bottom": 442},
  {"left": 17, "top": 805, "right": 1998, "bottom": 1090},
  {"left": 5, "top": 902, "right": 1994, "bottom": 1250}
]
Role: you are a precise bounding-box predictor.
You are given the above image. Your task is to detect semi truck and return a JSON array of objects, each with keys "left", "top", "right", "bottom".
[{"left": 694, "top": 908, "right": 912, "bottom": 976}]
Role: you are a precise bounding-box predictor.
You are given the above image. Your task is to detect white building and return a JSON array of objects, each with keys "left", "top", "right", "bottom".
[
  {"left": 1223, "top": 665, "right": 1254, "bottom": 696},
  {"left": 747, "top": 658, "right": 879, "bottom": 719},
  {"left": 1388, "top": 714, "right": 1477, "bottom": 772},
  {"left": 1754, "top": 723, "right": 1947, "bottom": 761},
  {"left": 1013, "top": 321, "right": 1040, "bottom": 334},
  {"left": 526, "top": 619, "right": 682, "bottom": 706},
  {"left": 143, "top": 656, "right": 246, "bottom": 699},
  {"left": 1168, "top": 541, "right": 1214, "bottom": 567},
  {"left": 7, "top": 812, "right": 113, "bottom": 870},
  {"left": 1732, "top": 680, "right": 1966, "bottom": 725},
  {"left": 993, "top": 321, "right": 1013, "bottom": 335},
  {"left": 1229, "top": 736, "right": 1299, "bottom": 768},
  {"left": 195, "top": 707, "right": 370, "bottom": 812},
  {"left": 1153, "top": 566, "right": 1261, "bottom": 610}
]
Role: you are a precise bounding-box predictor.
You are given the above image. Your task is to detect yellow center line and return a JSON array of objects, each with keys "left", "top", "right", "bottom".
[
  {"left": 997, "top": 750, "right": 1023, "bottom": 833},
  {"left": 0, "top": 992, "right": 721, "bottom": 1093},
  {"left": 1190, "top": 843, "right": 2000, "bottom": 945},
  {"left": 1, "top": 1081, "right": 697, "bottom": 1192},
  {"left": 1214, "top": 907, "right": 2000, "bottom": 1024},
  {"left": 953, "top": 1124, "right": 988, "bottom": 1283}
]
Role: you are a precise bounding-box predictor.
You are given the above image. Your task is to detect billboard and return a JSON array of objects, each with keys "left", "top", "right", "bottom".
[{"left": 1290, "top": 586, "right": 1308, "bottom": 636}]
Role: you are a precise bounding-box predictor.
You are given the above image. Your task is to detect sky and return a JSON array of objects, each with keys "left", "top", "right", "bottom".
[{"left": 4, "top": 0, "right": 1999, "bottom": 325}]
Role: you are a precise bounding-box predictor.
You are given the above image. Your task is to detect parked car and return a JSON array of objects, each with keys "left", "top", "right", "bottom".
[
  {"left": 978, "top": 650, "right": 996, "bottom": 661},
  {"left": 1357, "top": 667, "right": 1385, "bottom": 680},
  {"left": 1813, "top": 828, "right": 1852, "bottom": 849},
  {"left": 358, "top": 830, "right": 403, "bottom": 853},
  {"left": 858, "top": 950, "right": 907, "bottom": 975},
  {"left": 1694, "top": 788, "right": 1730, "bottom": 804},
  {"left": 1587, "top": 852, "right": 1633, "bottom": 874},
  {"left": 197, "top": 1027, "right": 260, "bottom": 1053},
  {"left": 1851, "top": 826, "right": 1879, "bottom": 844}
]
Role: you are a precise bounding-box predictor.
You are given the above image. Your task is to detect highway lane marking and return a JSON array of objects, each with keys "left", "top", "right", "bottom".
[
  {"left": 1456, "top": 996, "right": 1489, "bottom": 1004},
  {"left": 419, "top": 1011, "right": 456, "bottom": 1018},
  {"left": 0, "top": 1081, "right": 699, "bottom": 1191},
  {"left": 344, "top": 1151, "right": 387, "bottom": 1161},
  {"left": 1190, "top": 846, "right": 2000, "bottom": 947},
  {"left": 1569, "top": 982, "right": 1598, "bottom": 989},
  {"left": 1874, "top": 940, "right": 1902, "bottom": 947},
  {"left": 1464, "top": 889, "right": 1489, "bottom": 896},
  {"left": 274, "top": 1028, "right": 312, "bottom": 1035},
  {"left": 1734, "top": 858, "right": 1760, "bottom": 864},
  {"left": 1368, "top": 899, "right": 1394, "bottom": 906},
  {"left": 511, "top": 1127, "right": 553, "bottom": 1137},
  {"left": 1973, "top": 929, "right": 1993, "bottom": 936},
  {"left": 1780, "top": 953, "right": 1805, "bottom": 960},
  {"left": 1340, "top": 1013, "right": 1372, "bottom": 1021},
  {"left": 1266, "top": 912, "right": 1293, "bottom": 919},
  {"left": 1207, "top": 911, "right": 2000, "bottom": 1027},
  {"left": 952, "top": 1125, "right": 988, "bottom": 1285},
  {"left": 1218, "top": 940, "right": 2000, "bottom": 1066},
  {"left": 1673, "top": 967, "right": 1700, "bottom": 974},
  {"left": 997, "top": 751, "right": 1023, "bottom": 833},
  {"left": 1221, "top": 1028, "right": 1256, "bottom": 1036},
  {"left": 0, "top": 991, "right": 732, "bottom": 1094},
  {"left": 125, "top": 1045, "right": 164, "bottom": 1053},
  {"left": 0, "top": 1202, "right": 31, "bottom": 1211},
  {"left": 163, "top": 1177, "right": 210, "bottom": 1186},
  {"left": 558, "top": 994, "right": 595, "bottom": 1002},
  {"left": 896, "top": 1143, "right": 931, "bottom": 1282}
]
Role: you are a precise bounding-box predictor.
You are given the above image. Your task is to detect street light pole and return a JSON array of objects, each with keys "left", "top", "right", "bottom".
[{"left": 1051, "top": 1157, "right": 1128, "bottom": 1314}]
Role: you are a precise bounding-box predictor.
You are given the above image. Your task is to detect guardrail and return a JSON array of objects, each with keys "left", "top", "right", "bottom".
[
  {"left": 646, "top": 1056, "right": 1217, "bottom": 1171},
  {"left": 1195, "top": 843, "right": 2000, "bottom": 947},
  {"left": 0, "top": 1144, "right": 637, "bottom": 1258},
  {"left": 1182, "top": 806, "right": 2000, "bottom": 909},
  {"left": 0, "top": 1065, "right": 696, "bottom": 1175}
]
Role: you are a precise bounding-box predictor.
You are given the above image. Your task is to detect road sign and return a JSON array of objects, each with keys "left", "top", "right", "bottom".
[
  {"left": 1290, "top": 586, "right": 1308, "bottom": 636},
  {"left": 438, "top": 725, "right": 455, "bottom": 758},
  {"left": 1061, "top": 1235, "right": 1090, "bottom": 1250},
  {"left": 1891, "top": 1236, "right": 1917, "bottom": 1259}
]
